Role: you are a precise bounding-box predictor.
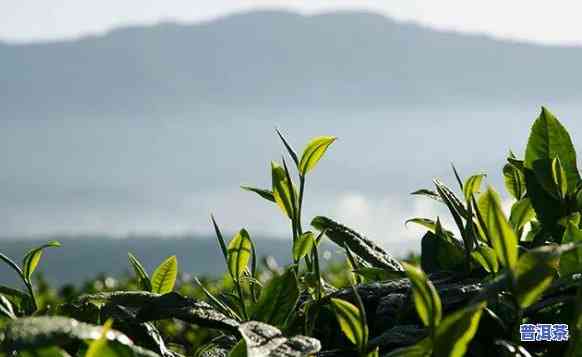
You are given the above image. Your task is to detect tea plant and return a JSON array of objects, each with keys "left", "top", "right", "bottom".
[{"left": 0, "top": 107, "right": 581, "bottom": 357}]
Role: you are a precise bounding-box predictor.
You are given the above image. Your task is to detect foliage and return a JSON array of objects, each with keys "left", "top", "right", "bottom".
[{"left": 1, "top": 107, "right": 581, "bottom": 356}]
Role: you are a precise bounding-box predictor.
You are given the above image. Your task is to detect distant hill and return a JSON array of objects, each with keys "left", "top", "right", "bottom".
[{"left": 2, "top": 10, "right": 582, "bottom": 120}]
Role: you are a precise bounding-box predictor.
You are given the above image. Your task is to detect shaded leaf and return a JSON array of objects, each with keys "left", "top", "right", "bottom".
[
  {"left": 515, "top": 245, "right": 561, "bottom": 308},
  {"left": 560, "top": 222, "right": 582, "bottom": 277},
  {"left": 151, "top": 256, "right": 178, "bottom": 294},
  {"left": 298, "top": 136, "right": 336, "bottom": 176},
  {"left": 420, "top": 232, "right": 465, "bottom": 274},
  {"left": 251, "top": 268, "right": 299, "bottom": 328},
  {"left": 240, "top": 186, "right": 275, "bottom": 203},
  {"left": 495, "top": 340, "right": 533, "bottom": 357},
  {"left": 128, "top": 252, "right": 152, "bottom": 292},
  {"left": 411, "top": 189, "right": 442, "bottom": 202},
  {"left": 0, "top": 293, "right": 16, "bottom": 319},
  {"left": 383, "top": 337, "right": 433, "bottom": 357}
]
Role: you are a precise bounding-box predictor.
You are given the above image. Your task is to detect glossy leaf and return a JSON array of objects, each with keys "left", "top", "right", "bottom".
[
  {"left": 509, "top": 198, "right": 535, "bottom": 233},
  {"left": 227, "top": 229, "right": 253, "bottom": 280},
  {"left": 293, "top": 232, "right": 315, "bottom": 261},
  {"left": 402, "top": 262, "right": 442, "bottom": 329},
  {"left": 298, "top": 136, "right": 336, "bottom": 176},
  {"left": 128, "top": 252, "right": 152, "bottom": 292},
  {"left": 151, "top": 255, "right": 178, "bottom": 294},
  {"left": 22, "top": 241, "right": 61, "bottom": 281},
  {"left": 515, "top": 245, "right": 560, "bottom": 308},
  {"left": 433, "top": 302, "right": 486, "bottom": 357},
  {"left": 0, "top": 293, "right": 16, "bottom": 319},
  {"left": 471, "top": 245, "right": 499, "bottom": 273},
  {"left": 330, "top": 298, "right": 367, "bottom": 350}
]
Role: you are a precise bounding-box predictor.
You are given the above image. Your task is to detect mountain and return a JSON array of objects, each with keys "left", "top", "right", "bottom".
[{"left": 2, "top": 10, "right": 582, "bottom": 121}]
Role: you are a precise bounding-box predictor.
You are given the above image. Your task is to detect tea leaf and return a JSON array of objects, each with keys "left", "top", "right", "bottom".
[
  {"left": 330, "top": 298, "right": 367, "bottom": 350},
  {"left": 471, "top": 246, "right": 499, "bottom": 273},
  {"left": 420, "top": 232, "right": 465, "bottom": 274},
  {"left": 559, "top": 222, "right": 582, "bottom": 277},
  {"left": 463, "top": 174, "right": 486, "bottom": 201},
  {"left": 22, "top": 240, "right": 61, "bottom": 281},
  {"left": 275, "top": 128, "right": 299, "bottom": 167},
  {"left": 524, "top": 107, "right": 580, "bottom": 195},
  {"left": 565, "top": 287, "right": 582, "bottom": 357},
  {"left": 151, "top": 256, "right": 178, "bottom": 294},
  {"left": 411, "top": 189, "right": 442, "bottom": 202},
  {"left": 227, "top": 229, "right": 253, "bottom": 280},
  {"left": 515, "top": 245, "right": 560, "bottom": 308},
  {"left": 293, "top": 232, "right": 315, "bottom": 261},
  {"left": 240, "top": 186, "right": 275, "bottom": 203},
  {"left": 238, "top": 321, "right": 321, "bottom": 357},
  {"left": 383, "top": 338, "right": 432, "bottom": 357},
  {"left": 251, "top": 268, "right": 299, "bottom": 328},
  {"left": 480, "top": 187, "right": 518, "bottom": 271},
  {"left": 298, "top": 136, "right": 336, "bottom": 176},
  {"left": 509, "top": 198, "right": 535, "bottom": 232},
  {"left": 551, "top": 156, "right": 568, "bottom": 199},
  {"left": 211, "top": 214, "right": 229, "bottom": 263},
  {"left": 271, "top": 162, "right": 295, "bottom": 219},
  {"left": 503, "top": 162, "right": 526, "bottom": 200},
  {"left": 495, "top": 340, "right": 533, "bottom": 356},
  {"left": 128, "top": 252, "right": 152, "bottom": 292},
  {"left": 402, "top": 262, "right": 442, "bottom": 329},
  {"left": 433, "top": 302, "right": 486, "bottom": 357}
]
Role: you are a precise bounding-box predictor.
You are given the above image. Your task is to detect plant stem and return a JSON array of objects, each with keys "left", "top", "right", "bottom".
[{"left": 235, "top": 280, "right": 248, "bottom": 320}]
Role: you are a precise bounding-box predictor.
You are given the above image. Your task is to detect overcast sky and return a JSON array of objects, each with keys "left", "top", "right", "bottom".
[{"left": 1, "top": 1, "right": 582, "bottom": 45}]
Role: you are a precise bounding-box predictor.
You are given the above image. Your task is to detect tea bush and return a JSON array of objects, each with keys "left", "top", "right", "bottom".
[{"left": 1, "top": 107, "right": 581, "bottom": 356}]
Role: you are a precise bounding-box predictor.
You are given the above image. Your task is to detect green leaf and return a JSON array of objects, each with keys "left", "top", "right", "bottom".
[
  {"left": 227, "top": 229, "right": 253, "bottom": 281},
  {"left": 228, "top": 340, "right": 247, "bottom": 357},
  {"left": 251, "top": 268, "right": 299, "bottom": 328},
  {"left": 271, "top": 162, "right": 296, "bottom": 219},
  {"left": 524, "top": 107, "right": 580, "bottom": 195},
  {"left": 559, "top": 222, "right": 582, "bottom": 277},
  {"left": 85, "top": 319, "right": 114, "bottom": 357},
  {"left": 241, "top": 186, "right": 275, "bottom": 203},
  {"left": 405, "top": 218, "right": 454, "bottom": 236},
  {"left": 471, "top": 245, "right": 499, "bottom": 273},
  {"left": 383, "top": 338, "right": 433, "bottom": 357},
  {"left": 551, "top": 156, "right": 568, "bottom": 199},
  {"left": 433, "top": 302, "right": 486, "bottom": 357},
  {"left": 515, "top": 245, "right": 561, "bottom": 308},
  {"left": 22, "top": 241, "right": 61, "bottom": 281},
  {"left": 293, "top": 232, "right": 316, "bottom": 261},
  {"left": 565, "top": 286, "right": 582, "bottom": 357},
  {"left": 463, "top": 174, "right": 486, "bottom": 201},
  {"left": 503, "top": 162, "right": 526, "bottom": 200},
  {"left": 150, "top": 255, "right": 178, "bottom": 294},
  {"left": 275, "top": 128, "right": 299, "bottom": 167},
  {"left": 0, "top": 293, "right": 16, "bottom": 319},
  {"left": 194, "top": 277, "right": 241, "bottom": 321},
  {"left": 420, "top": 232, "right": 465, "bottom": 274},
  {"left": 480, "top": 187, "right": 518, "bottom": 271},
  {"left": 330, "top": 298, "right": 367, "bottom": 350},
  {"left": 402, "top": 262, "right": 442, "bottom": 329},
  {"left": 211, "top": 214, "right": 229, "bottom": 263},
  {"left": 128, "top": 252, "right": 152, "bottom": 292},
  {"left": 508, "top": 198, "right": 535, "bottom": 233},
  {"left": 19, "top": 347, "right": 73, "bottom": 357},
  {"left": 411, "top": 189, "right": 442, "bottom": 202},
  {"left": 298, "top": 136, "right": 336, "bottom": 176}
]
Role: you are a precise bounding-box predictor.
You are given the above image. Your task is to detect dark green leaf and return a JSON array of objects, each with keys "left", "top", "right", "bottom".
[
  {"left": 240, "top": 186, "right": 275, "bottom": 203},
  {"left": 128, "top": 252, "right": 152, "bottom": 292},
  {"left": 22, "top": 241, "right": 61, "bottom": 281},
  {"left": 251, "top": 268, "right": 299, "bottom": 328},
  {"left": 509, "top": 198, "right": 535, "bottom": 233},
  {"left": 382, "top": 337, "right": 432, "bottom": 356},
  {"left": 275, "top": 128, "right": 299, "bottom": 167},
  {"left": 524, "top": 107, "right": 580, "bottom": 195},
  {"left": 503, "top": 163, "right": 526, "bottom": 200},
  {"left": 471, "top": 245, "right": 499, "bottom": 273},
  {"left": 271, "top": 162, "right": 295, "bottom": 219},
  {"left": 559, "top": 222, "right": 582, "bottom": 277},
  {"left": 551, "top": 156, "right": 568, "bottom": 199}
]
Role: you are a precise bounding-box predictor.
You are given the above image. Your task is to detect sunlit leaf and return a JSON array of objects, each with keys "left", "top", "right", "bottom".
[
  {"left": 22, "top": 241, "right": 61, "bottom": 281},
  {"left": 298, "top": 136, "right": 336, "bottom": 176},
  {"left": 509, "top": 198, "right": 535, "bottom": 233},
  {"left": 433, "top": 302, "right": 486, "bottom": 357},
  {"left": 551, "top": 156, "right": 568, "bottom": 199},
  {"left": 293, "top": 232, "right": 316, "bottom": 262},
  {"left": 227, "top": 229, "right": 253, "bottom": 281},
  {"left": 238, "top": 321, "right": 321, "bottom": 357},
  {"left": 85, "top": 319, "right": 114, "bottom": 357},
  {"left": 330, "top": 298, "right": 367, "bottom": 350},
  {"left": 151, "top": 256, "right": 178, "bottom": 294},
  {"left": 271, "top": 162, "right": 296, "bottom": 219},
  {"left": 463, "top": 174, "right": 486, "bottom": 201},
  {"left": 402, "top": 262, "right": 442, "bottom": 329},
  {"left": 503, "top": 162, "right": 526, "bottom": 200}
]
